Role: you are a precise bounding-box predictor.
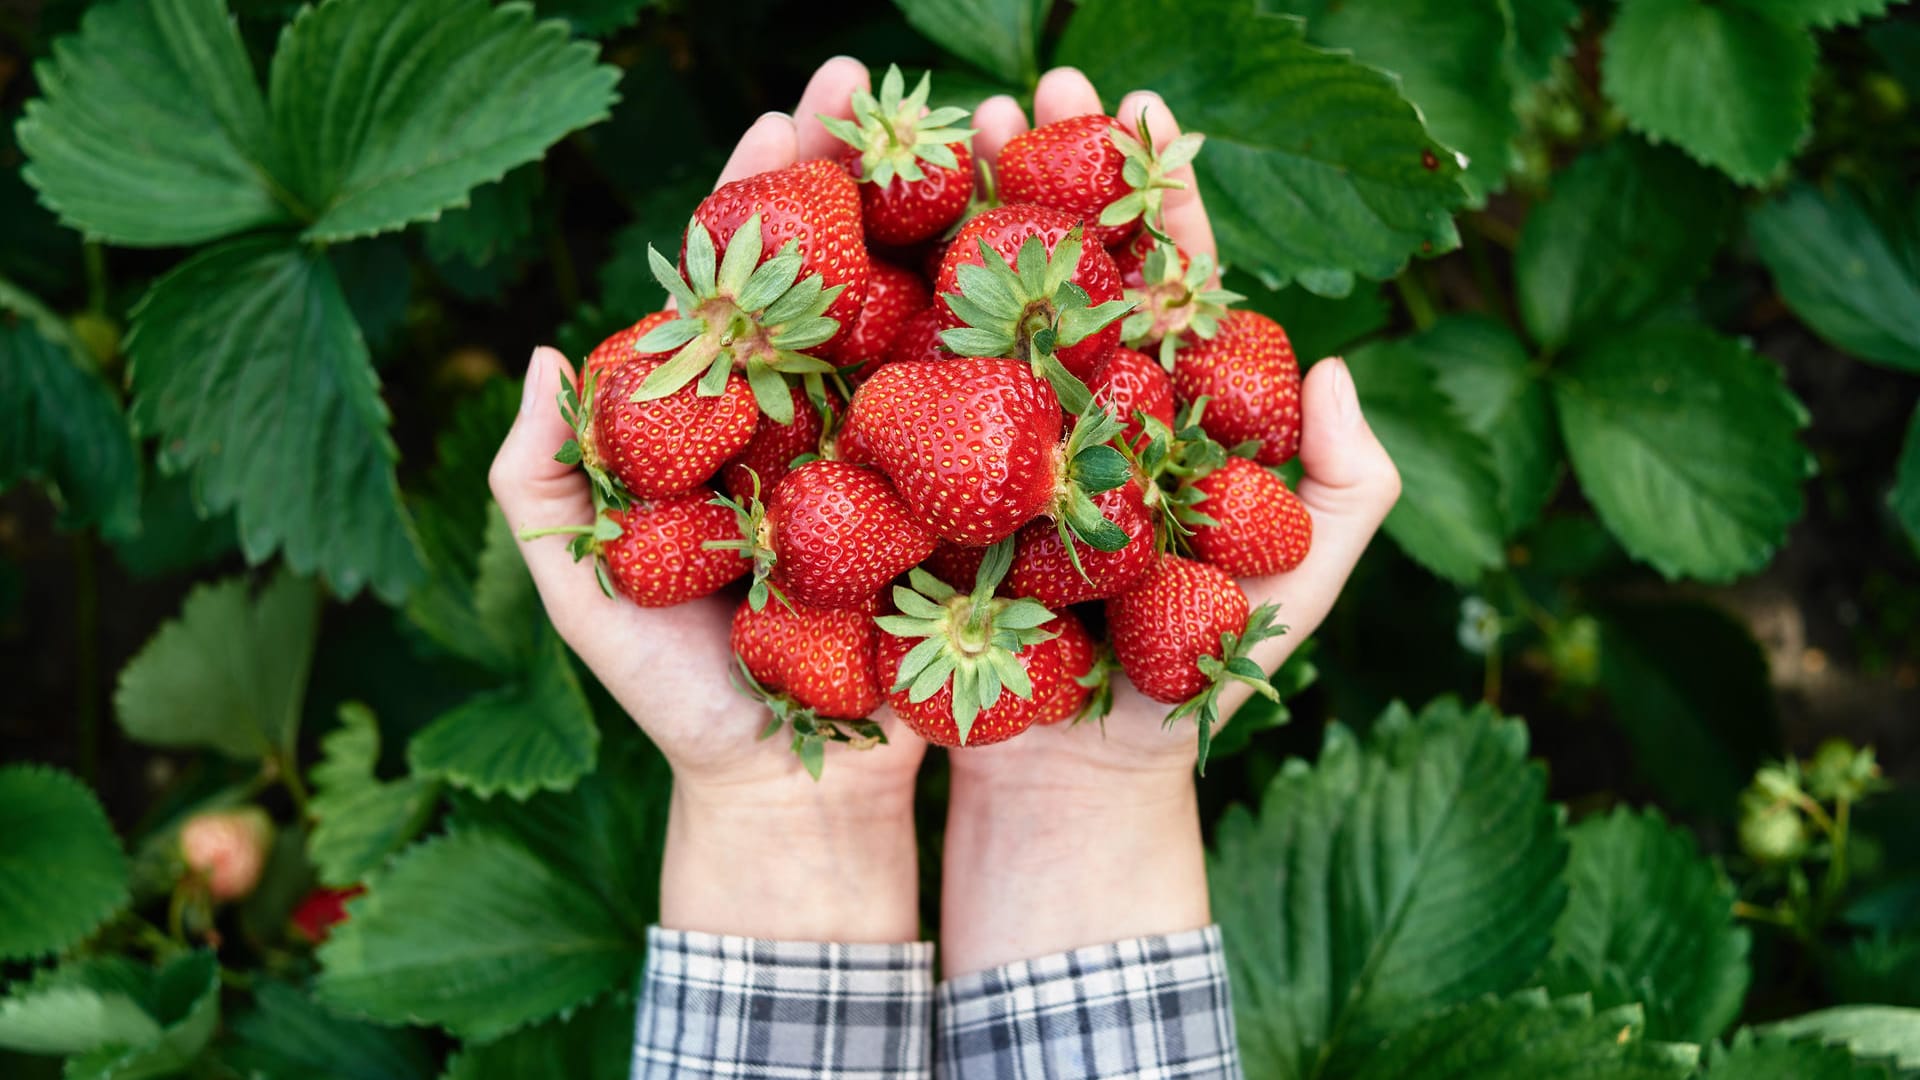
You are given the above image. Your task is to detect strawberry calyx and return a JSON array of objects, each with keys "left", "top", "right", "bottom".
[
  {"left": 1102, "top": 110, "right": 1206, "bottom": 242},
  {"left": 938, "top": 226, "right": 1133, "bottom": 403},
  {"left": 820, "top": 65, "right": 974, "bottom": 188},
  {"left": 1046, "top": 404, "right": 1133, "bottom": 570},
  {"left": 703, "top": 469, "right": 787, "bottom": 612},
  {"left": 1071, "top": 644, "right": 1118, "bottom": 727},
  {"left": 734, "top": 657, "right": 886, "bottom": 781},
  {"left": 874, "top": 539, "right": 1057, "bottom": 742},
  {"left": 1121, "top": 241, "right": 1243, "bottom": 369},
  {"left": 1122, "top": 399, "right": 1239, "bottom": 550},
  {"left": 516, "top": 510, "right": 626, "bottom": 598},
  {"left": 553, "top": 364, "right": 632, "bottom": 512},
  {"left": 632, "top": 213, "right": 844, "bottom": 424},
  {"left": 1165, "top": 601, "right": 1287, "bottom": 774}
]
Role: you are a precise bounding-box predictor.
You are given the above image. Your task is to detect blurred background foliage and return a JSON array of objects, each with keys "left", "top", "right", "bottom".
[{"left": 1, "top": 0, "right": 1918, "bottom": 1075}]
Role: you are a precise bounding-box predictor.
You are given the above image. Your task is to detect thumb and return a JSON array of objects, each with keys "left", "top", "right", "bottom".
[{"left": 489, "top": 347, "right": 602, "bottom": 631}]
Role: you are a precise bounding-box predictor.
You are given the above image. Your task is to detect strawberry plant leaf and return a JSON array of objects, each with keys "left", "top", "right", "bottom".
[
  {"left": 1514, "top": 140, "right": 1735, "bottom": 353},
  {"left": 1348, "top": 339, "right": 1506, "bottom": 583},
  {"left": 1400, "top": 315, "right": 1558, "bottom": 537},
  {"left": 533, "top": 0, "right": 663, "bottom": 38},
  {"left": 1271, "top": 0, "right": 1519, "bottom": 203},
  {"left": 892, "top": 0, "right": 1052, "bottom": 87},
  {"left": 1551, "top": 325, "right": 1811, "bottom": 581},
  {"left": 16, "top": 0, "right": 290, "bottom": 246},
  {"left": 1601, "top": 0, "right": 1815, "bottom": 185},
  {"left": 1759, "top": 1006, "right": 1920, "bottom": 1070},
  {"left": 1733, "top": 0, "right": 1905, "bottom": 29},
  {"left": 1749, "top": 182, "right": 1920, "bottom": 372},
  {"left": 316, "top": 828, "right": 638, "bottom": 1041},
  {"left": 1209, "top": 698, "right": 1568, "bottom": 1078},
  {"left": 1895, "top": 408, "right": 1920, "bottom": 548},
  {"left": 0, "top": 766, "right": 128, "bottom": 961},
  {"left": 308, "top": 704, "right": 441, "bottom": 889},
  {"left": 1596, "top": 600, "right": 1781, "bottom": 818},
  {"left": 113, "top": 571, "right": 320, "bottom": 762},
  {"left": 1058, "top": 0, "right": 1466, "bottom": 295},
  {"left": 1341, "top": 990, "right": 1696, "bottom": 1079},
  {"left": 275, "top": 0, "right": 618, "bottom": 243},
  {"left": 6, "top": 952, "right": 223, "bottom": 1078},
  {"left": 425, "top": 166, "right": 543, "bottom": 282},
  {"left": 225, "top": 980, "right": 434, "bottom": 1080},
  {"left": 405, "top": 631, "right": 599, "bottom": 800},
  {"left": 109, "top": 472, "right": 239, "bottom": 580},
  {"left": 1544, "top": 807, "right": 1752, "bottom": 1042},
  {"left": 0, "top": 292, "right": 141, "bottom": 539},
  {"left": 1704, "top": 1029, "right": 1894, "bottom": 1078},
  {"left": 443, "top": 993, "right": 635, "bottom": 1079},
  {"left": 1510, "top": 0, "right": 1582, "bottom": 84},
  {"left": 1822, "top": 933, "right": 1920, "bottom": 1008},
  {"left": 127, "top": 236, "right": 425, "bottom": 602}
]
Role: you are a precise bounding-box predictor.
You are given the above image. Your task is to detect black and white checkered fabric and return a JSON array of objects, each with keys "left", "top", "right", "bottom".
[
  {"left": 934, "top": 926, "right": 1241, "bottom": 1079},
  {"left": 632, "top": 925, "right": 1240, "bottom": 1079}
]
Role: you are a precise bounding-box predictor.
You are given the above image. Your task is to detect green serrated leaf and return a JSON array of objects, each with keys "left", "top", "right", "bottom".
[
  {"left": 113, "top": 570, "right": 320, "bottom": 761},
  {"left": 1759, "top": 1006, "right": 1920, "bottom": 1070},
  {"left": 1343, "top": 990, "right": 1696, "bottom": 1079},
  {"left": 1211, "top": 698, "right": 1567, "bottom": 1078},
  {"left": 1, "top": 952, "right": 222, "bottom": 1077},
  {"left": 1703, "top": 1029, "right": 1889, "bottom": 1079},
  {"left": 1510, "top": 0, "right": 1582, "bottom": 83},
  {"left": 308, "top": 704, "right": 441, "bottom": 888},
  {"left": 1348, "top": 338, "right": 1506, "bottom": 582},
  {"left": 1409, "top": 316, "right": 1558, "bottom": 536},
  {"left": 1544, "top": 807, "right": 1751, "bottom": 1042},
  {"left": 1514, "top": 139, "right": 1735, "bottom": 352},
  {"left": 16, "top": 0, "right": 288, "bottom": 246},
  {"left": 127, "top": 236, "right": 425, "bottom": 602},
  {"left": 0, "top": 311, "right": 140, "bottom": 538},
  {"left": 1059, "top": 0, "right": 1465, "bottom": 292},
  {"left": 423, "top": 164, "right": 542, "bottom": 273},
  {"left": 1749, "top": 182, "right": 1920, "bottom": 372},
  {"left": 406, "top": 633, "right": 600, "bottom": 800},
  {"left": 278, "top": 0, "right": 619, "bottom": 242},
  {"left": 1733, "top": 0, "right": 1901, "bottom": 30},
  {"left": 316, "top": 829, "right": 637, "bottom": 1041},
  {"left": 443, "top": 993, "right": 634, "bottom": 1080},
  {"left": 893, "top": 0, "right": 1052, "bottom": 86},
  {"left": 0, "top": 766, "right": 129, "bottom": 961},
  {"left": 1551, "top": 326, "right": 1810, "bottom": 581},
  {"left": 1602, "top": 0, "right": 1815, "bottom": 185},
  {"left": 226, "top": 979, "right": 435, "bottom": 1080}
]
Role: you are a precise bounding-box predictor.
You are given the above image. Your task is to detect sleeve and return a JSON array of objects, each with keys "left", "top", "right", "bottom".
[
  {"left": 632, "top": 927, "right": 936, "bottom": 1080},
  {"left": 934, "top": 925, "right": 1242, "bottom": 1080}
]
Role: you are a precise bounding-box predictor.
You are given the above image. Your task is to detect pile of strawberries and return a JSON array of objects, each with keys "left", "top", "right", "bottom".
[{"left": 538, "top": 68, "right": 1312, "bottom": 775}]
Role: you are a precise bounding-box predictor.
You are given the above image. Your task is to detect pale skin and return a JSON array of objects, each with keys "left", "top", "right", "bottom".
[{"left": 490, "top": 59, "right": 1400, "bottom": 972}]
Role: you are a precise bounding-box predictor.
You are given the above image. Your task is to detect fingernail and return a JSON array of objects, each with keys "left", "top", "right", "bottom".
[
  {"left": 520, "top": 348, "right": 544, "bottom": 416},
  {"left": 1329, "top": 357, "right": 1358, "bottom": 427},
  {"left": 757, "top": 110, "right": 793, "bottom": 125}
]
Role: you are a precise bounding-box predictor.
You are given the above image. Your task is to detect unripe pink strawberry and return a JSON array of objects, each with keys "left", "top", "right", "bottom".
[{"left": 180, "top": 807, "right": 274, "bottom": 902}]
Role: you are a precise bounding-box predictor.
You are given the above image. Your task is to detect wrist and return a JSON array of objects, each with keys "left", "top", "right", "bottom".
[
  {"left": 938, "top": 762, "right": 1210, "bottom": 977},
  {"left": 660, "top": 773, "right": 920, "bottom": 944}
]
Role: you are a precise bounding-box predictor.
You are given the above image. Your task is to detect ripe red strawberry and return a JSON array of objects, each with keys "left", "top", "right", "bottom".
[
  {"left": 716, "top": 459, "right": 936, "bottom": 612},
  {"left": 841, "top": 259, "right": 932, "bottom": 381},
  {"left": 934, "top": 204, "right": 1128, "bottom": 381},
  {"left": 594, "top": 495, "right": 748, "bottom": 606},
  {"left": 1032, "top": 612, "right": 1096, "bottom": 726},
  {"left": 585, "top": 311, "right": 675, "bottom": 374},
  {"left": 1187, "top": 457, "right": 1313, "bottom": 577},
  {"left": 588, "top": 353, "right": 758, "bottom": 500},
  {"left": 688, "top": 159, "right": 869, "bottom": 359},
  {"left": 1008, "top": 479, "right": 1156, "bottom": 606},
  {"left": 922, "top": 542, "right": 985, "bottom": 591},
  {"left": 731, "top": 598, "right": 883, "bottom": 719},
  {"left": 721, "top": 386, "right": 836, "bottom": 501},
  {"left": 848, "top": 357, "right": 1133, "bottom": 549},
  {"left": 1090, "top": 346, "right": 1175, "bottom": 448},
  {"left": 826, "top": 66, "right": 976, "bottom": 246},
  {"left": 997, "top": 113, "right": 1206, "bottom": 249},
  {"left": 1171, "top": 309, "right": 1302, "bottom": 466},
  {"left": 1106, "top": 554, "right": 1285, "bottom": 770},
  {"left": 885, "top": 308, "right": 952, "bottom": 368},
  {"left": 291, "top": 885, "right": 364, "bottom": 945}
]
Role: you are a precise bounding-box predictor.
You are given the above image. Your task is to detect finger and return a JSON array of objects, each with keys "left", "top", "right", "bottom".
[
  {"left": 1238, "top": 357, "right": 1401, "bottom": 670},
  {"left": 792, "top": 56, "right": 871, "bottom": 162},
  {"left": 1115, "top": 89, "right": 1217, "bottom": 265},
  {"left": 1033, "top": 66, "right": 1104, "bottom": 126},
  {"left": 715, "top": 111, "right": 799, "bottom": 188},
  {"left": 972, "top": 94, "right": 1030, "bottom": 170},
  {"left": 490, "top": 347, "right": 605, "bottom": 633}
]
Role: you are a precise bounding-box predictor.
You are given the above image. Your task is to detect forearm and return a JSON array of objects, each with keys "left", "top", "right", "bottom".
[
  {"left": 660, "top": 777, "right": 921, "bottom": 943},
  {"left": 939, "top": 764, "right": 1210, "bottom": 977}
]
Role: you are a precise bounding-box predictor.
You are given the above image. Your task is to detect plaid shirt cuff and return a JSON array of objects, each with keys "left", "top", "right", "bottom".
[
  {"left": 935, "top": 925, "right": 1242, "bottom": 1080},
  {"left": 632, "top": 927, "right": 935, "bottom": 1079}
]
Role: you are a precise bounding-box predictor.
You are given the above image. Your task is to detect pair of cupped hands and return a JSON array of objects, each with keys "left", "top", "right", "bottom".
[{"left": 492, "top": 59, "right": 1400, "bottom": 972}]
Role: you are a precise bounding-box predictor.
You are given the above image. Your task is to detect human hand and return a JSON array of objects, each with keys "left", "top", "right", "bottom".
[
  {"left": 490, "top": 58, "right": 924, "bottom": 942},
  {"left": 940, "top": 67, "right": 1402, "bottom": 974}
]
